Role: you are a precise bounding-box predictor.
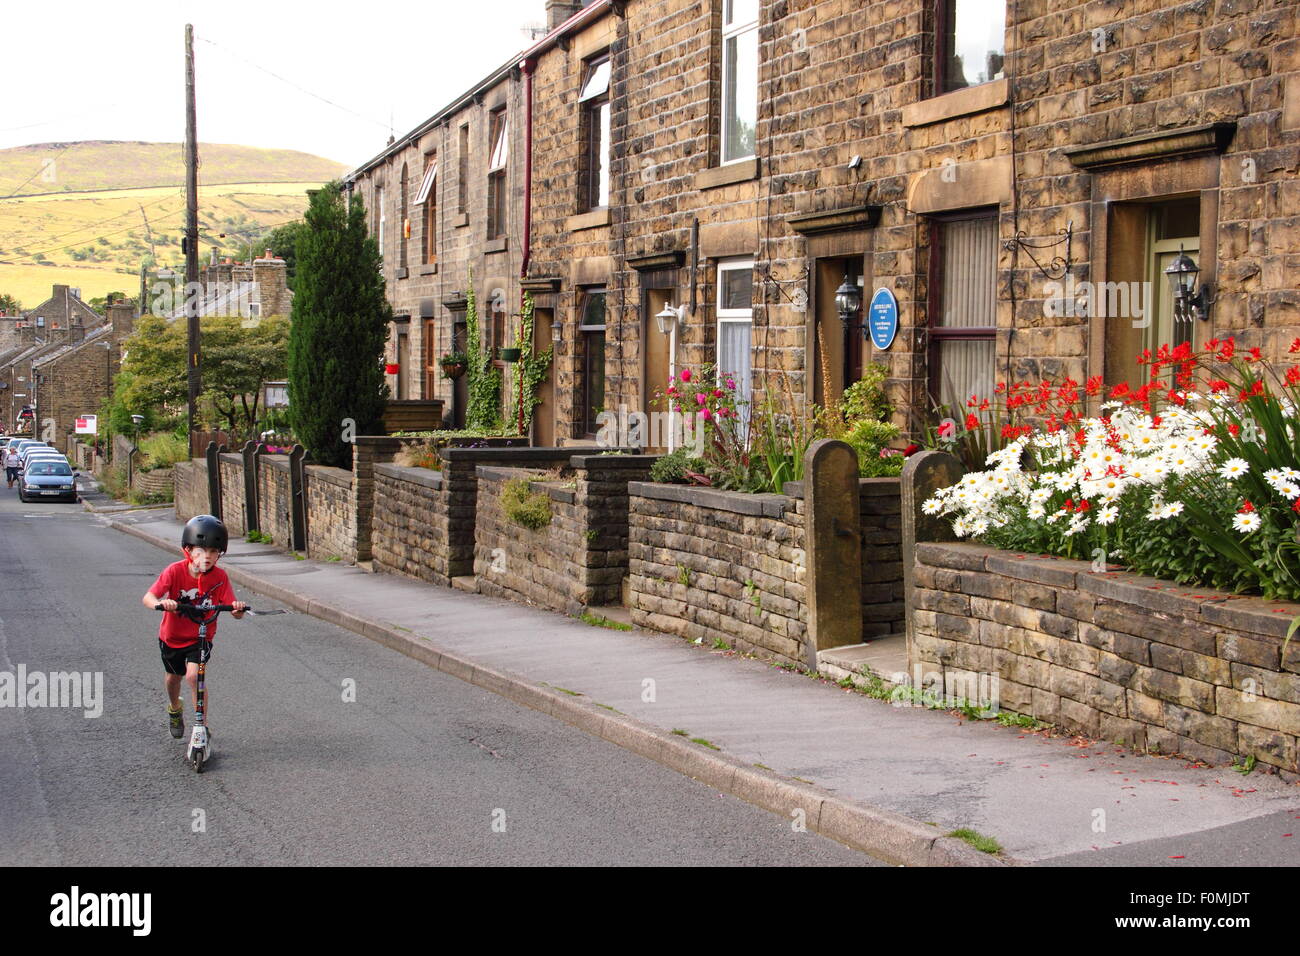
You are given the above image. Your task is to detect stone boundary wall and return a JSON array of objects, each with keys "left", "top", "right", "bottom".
[
  {"left": 218, "top": 454, "right": 247, "bottom": 535},
  {"left": 628, "top": 483, "right": 808, "bottom": 667},
  {"left": 173, "top": 460, "right": 208, "bottom": 522},
  {"left": 256, "top": 455, "right": 292, "bottom": 546},
  {"left": 474, "top": 455, "right": 657, "bottom": 615},
  {"left": 304, "top": 465, "right": 356, "bottom": 563},
  {"left": 914, "top": 542, "right": 1300, "bottom": 777},
  {"left": 858, "top": 478, "right": 906, "bottom": 638},
  {"left": 371, "top": 447, "right": 575, "bottom": 586}
]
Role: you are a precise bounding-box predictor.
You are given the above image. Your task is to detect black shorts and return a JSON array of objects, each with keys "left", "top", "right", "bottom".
[
  {"left": 5, "top": 467, "right": 17, "bottom": 481},
  {"left": 159, "top": 639, "right": 212, "bottom": 676}
]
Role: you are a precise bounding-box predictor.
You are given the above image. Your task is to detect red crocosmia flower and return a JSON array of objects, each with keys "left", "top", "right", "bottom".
[
  {"left": 1293, "top": 499, "right": 1300, "bottom": 514},
  {"left": 1228, "top": 423, "right": 1241, "bottom": 436},
  {"left": 965, "top": 413, "right": 980, "bottom": 430},
  {"left": 1239, "top": 500, "right": 1256, "bottom": 514},
  {"left": 1287, "top": 366, "right": 1300, "bottom": 387},
  {"left": 979, "top": 399, "right": 990, "bottom": 411},
  {"left": 1290, "top": 339, "right": 1300, "bottom": 354},
  {"left": 1086, "top": 375, "right": 1103, "bottom": 395},
  {"left": 994, "top": 383, "right": 1007, "bottom": 394},
  {"left": 967, "top": 396, "right": 978, "bottom": 408},
  {"left": 1110, "top": 382, "right": 1131, "bottom": 398},
  {"left": 1247, "top": 347, "right": 1262, "bottom": 362},
  {"left": 1063, "top": 499, "right": 1075, "bottom": 512},
  {"left": 1078, "top": 499, "right": 1091, "bottom": 512},
  {"left": 1152, "top": 415, "right": 1162, "bottom": 427},
  {"left": 1208, "top": 380, "right": 1229, "bottom": 393},
  {"left": 1167, "top": 389, "right": 1186, "bottom": 406},
  {"left": 903, "top": 444, "right": 919, "bottom": 456},
  {"left": 1205, "top": 339, "right": 1220, "bottom": 352},
  {"left": 1218, "top": 341, "right": 1236, "bottom": 361}
]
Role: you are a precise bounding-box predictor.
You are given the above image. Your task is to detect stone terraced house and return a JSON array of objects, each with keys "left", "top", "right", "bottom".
[{"left": 348, "top": 0, "right": 1298, "bottom": 440}]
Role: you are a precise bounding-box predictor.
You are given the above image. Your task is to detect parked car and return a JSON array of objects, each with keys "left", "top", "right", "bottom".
[
  {"left": 21, "top": 447, "right": 62, "bottom": 469},
  {"left": 18, "top": 458, "right": 78, "bottom": 503}
]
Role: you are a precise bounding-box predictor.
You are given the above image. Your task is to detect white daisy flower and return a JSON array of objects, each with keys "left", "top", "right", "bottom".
[
  {"left": 1161, "top": 502, "right": 1186, "bottom": 519},
  {"left": 922, "top": 499, "right": 942, "bottom": 515},
  {"left": 1096, "top": 505, "right": 1119, "bottom": 525},
  {"left": 1232, "top": 512, "right": 1261, "bottom": 533},
  {"left": 1218, "top": 458, "right": 1249, "bottom": 479}
]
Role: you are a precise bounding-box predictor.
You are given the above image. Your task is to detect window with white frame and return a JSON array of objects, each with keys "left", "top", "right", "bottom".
[
  {"left": 721, "top": 0, "right": 758, "bottom": 164},
  {"left": 716, "top": 258, "right": 753, "bottom": 416},
  {"left": 579, "top": 54, "right": 611, "bottom": 210},
  {"left": 416, "top": 152, "right": 437, "bottom": 264},
  {"left": 487, "top": 108, "right": 509, "bottom": 239}
]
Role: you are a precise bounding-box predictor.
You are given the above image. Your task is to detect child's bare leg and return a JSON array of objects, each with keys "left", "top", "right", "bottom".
[{"left": 164, "top": 673, "right": 183, "bottom": 710}]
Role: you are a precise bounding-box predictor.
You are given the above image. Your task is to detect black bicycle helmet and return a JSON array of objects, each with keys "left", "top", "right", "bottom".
[{"left": 182, "top": 515, "right": 228, "bottom": 554}]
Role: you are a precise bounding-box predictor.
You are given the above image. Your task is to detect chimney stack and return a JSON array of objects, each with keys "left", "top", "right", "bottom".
[{"left": 545, "top": 0, "right": 582, "bottom": 30}]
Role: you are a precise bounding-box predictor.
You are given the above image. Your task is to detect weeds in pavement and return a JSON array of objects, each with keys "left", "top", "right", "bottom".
[{"left": 948, "top": 828, "right": 1003, "bottom": 855}]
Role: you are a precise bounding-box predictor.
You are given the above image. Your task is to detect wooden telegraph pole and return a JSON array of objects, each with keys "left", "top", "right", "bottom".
[{"left": 184, "top": 23, "right": 201, "bottom": 450}]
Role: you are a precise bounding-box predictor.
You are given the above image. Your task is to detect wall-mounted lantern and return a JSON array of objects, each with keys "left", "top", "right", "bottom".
[
  {"left": 655, "top": 304, "right": 686, "bottom": 335},
  {"left": 835, "top": 272, "right": 862, "bottom": 331},
  {"left": 1163, "top": 245, "right": 1214, "bottom": 322}
]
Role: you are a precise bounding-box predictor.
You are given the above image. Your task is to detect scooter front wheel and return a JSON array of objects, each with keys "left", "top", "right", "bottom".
[{"left": 192, "top": 750, "right": 205, "bottom": 773}]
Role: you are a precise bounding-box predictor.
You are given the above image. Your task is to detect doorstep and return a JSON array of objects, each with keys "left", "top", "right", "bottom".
[
  {"left": 451, "top": 575, "right": 479, "bottom": 594},
  {"left": 817, "top": 635, "right": 908, "bottom": 688}
]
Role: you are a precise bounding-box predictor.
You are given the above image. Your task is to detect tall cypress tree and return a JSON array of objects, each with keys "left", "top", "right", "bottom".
[{"left": 287, "top": 182, "right": 391, "bottom": 467}]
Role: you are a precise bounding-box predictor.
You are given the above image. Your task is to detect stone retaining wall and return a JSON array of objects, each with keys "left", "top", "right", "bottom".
[
  {"left": 474, "top": 455, "right": 657, "bottom": 614},
  {"left": 371, "top": 447, "right": 578, "bottom": 586},
  {"left": 257, "top": 455, "right": 292, "bottom": 546},
  {"left": 219, "top": 454, "right": 247, "bottom": 535},
  {"left": 173, "top": 460, "right": 208, "bottom": 522},
  {"left": 629, "top": 484, "right": 808, "bottom": 667},
  {"left": 305, "top": 465, "right": 355, "bottom": 563},
  {"left": 913, "top": 542, "right": 1300, "bottom": 777},
  {"left": 132, "top": 467, "right": 174, "bottom": 498}
]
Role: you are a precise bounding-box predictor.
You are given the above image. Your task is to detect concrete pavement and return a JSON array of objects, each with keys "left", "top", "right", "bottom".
[{"left": 107, "top": 507, "right": 1300, "bottom": 866}]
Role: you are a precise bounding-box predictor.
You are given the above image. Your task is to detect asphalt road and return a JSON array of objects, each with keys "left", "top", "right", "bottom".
[{"left": 0, "top": 489, "right": 881, "bottom": 866}]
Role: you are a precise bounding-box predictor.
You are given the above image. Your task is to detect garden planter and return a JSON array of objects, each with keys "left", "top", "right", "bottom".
[
  {"left": 497, "top": 348, "right": 521, "bottom": 363},
  {"left": 440, "top": 362, "right": 467, "bottom": 380}
]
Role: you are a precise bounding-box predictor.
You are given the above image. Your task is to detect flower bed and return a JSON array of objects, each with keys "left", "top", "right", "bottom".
[{"left": 913, "top": 541, "right": 1300, "bottom": 776}]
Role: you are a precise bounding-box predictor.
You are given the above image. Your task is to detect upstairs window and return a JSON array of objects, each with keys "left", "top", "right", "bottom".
[
  {"left": 416, "top": 153, "right": 437, "bottom": 264},
  {"left": 579, "top": 55, "right": 611, "bottom": 210},
  {"left": 399, "top": 163, "right": 409, "bottom": 271},
  {"left": 938, "top": 0, "right": 1006, "bottom": 94},
  {"left": 721, "top": 0, "right": 758, "bottom": 164},
  {"left": 487, "top": 109, "right": 509, "bottom": 239},
  {"left": 457, "top": 124, "right": 470, "bottom": 215},
  {"left": 375, "top": 185, "right": 385, "bottom": 259}
]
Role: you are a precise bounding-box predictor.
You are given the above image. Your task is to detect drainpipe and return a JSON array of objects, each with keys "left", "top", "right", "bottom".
[{"left": 520, "top": 56, "right": 535, "bottom": 283}]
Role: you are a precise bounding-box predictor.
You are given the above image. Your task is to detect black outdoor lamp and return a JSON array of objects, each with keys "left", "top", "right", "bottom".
[
  {"left": 835, "top": 271, "right": 862, "bottom": 332},
  {"left": 1163, "top": 245, "right": 1214, "bottom": 322}
]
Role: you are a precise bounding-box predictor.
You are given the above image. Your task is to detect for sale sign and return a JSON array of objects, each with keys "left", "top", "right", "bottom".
[{"left": 75, "top": 415, "right": 97, "bottom": 434}]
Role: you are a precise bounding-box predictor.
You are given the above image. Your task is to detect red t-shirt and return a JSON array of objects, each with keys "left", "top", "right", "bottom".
[{"left": 150, "top": 560, "right": 236, "bottom": 648}]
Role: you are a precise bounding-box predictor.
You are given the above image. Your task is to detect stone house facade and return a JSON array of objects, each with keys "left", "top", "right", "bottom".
[
  {"left": 352, "top": 0, "right": 1298, "bottom": 441},
  {"left": 345, "top": 56, "right": 529, "bottom": 426},
  {"left": 32, "top": 302, "right": 134, "bottom": 453}
]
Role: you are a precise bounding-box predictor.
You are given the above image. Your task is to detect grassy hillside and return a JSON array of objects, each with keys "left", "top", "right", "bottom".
[
  {"left": 0, "top": 141, "right": 346, "bottom": 196},
  {"left": 0, "top": 142, "right": 346, "bottom": 307}
]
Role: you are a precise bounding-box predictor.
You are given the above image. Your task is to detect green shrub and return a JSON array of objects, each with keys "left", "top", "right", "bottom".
[
  {"left": 139, "top": 431, "right": 190, "bottom": 471},
  {"left": 846, "top": 419, "right": 904, "bottom": 477},
  {"left": 502, "top": 477, "right": 552, "bottom": 530},
  {"left": 649, "top": 446, "right": 706, "bottom": 484}
]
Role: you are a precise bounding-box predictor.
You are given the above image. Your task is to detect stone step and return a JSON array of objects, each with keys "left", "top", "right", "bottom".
[
  {"left": 816, "top": 635, "right": 908, "bottom": 689},
  {"left": 587, "top": 604, "right": 632, "bottom": 628},
  {"left": 451, "top": 575, "right": 479, "bottom": 594}
]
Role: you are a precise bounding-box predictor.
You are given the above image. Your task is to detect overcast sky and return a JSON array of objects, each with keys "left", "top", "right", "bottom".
[{"left": 3, "top": 0, "right": 550, "bottom": 169}]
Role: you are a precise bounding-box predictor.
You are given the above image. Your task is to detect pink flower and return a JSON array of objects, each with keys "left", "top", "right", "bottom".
[
  {"left": 712, "top": 389, "right": 722, "bottom": 398},
  {"left": 666, "top": 386, "right": 677, "bottom": 395},
  {"left": 680, "top": 368, "right": 692, "bottom": 383},
  {"left": 696, "top": 393, "right": 706, "bottom": 405},
  {"left": 701, "top": 408, "right": 713, "bottom": 421},
  {"left": 938, "top": 420, "right": 956, "bottom": 438},
  {"left": 726, "top": 378, "right": 736, "bottom": 389}
]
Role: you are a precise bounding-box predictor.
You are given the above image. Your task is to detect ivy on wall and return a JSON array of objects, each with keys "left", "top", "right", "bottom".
[
  {"left": 512, "top": 292, "right": 553, "bottom": 438},
  {"left": 464, "top": 275, "right": 503, "bottom": 431}
]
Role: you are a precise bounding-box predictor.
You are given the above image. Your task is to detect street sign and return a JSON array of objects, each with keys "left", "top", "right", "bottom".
[
  {"left": 75, "top": 415, "right": 98, "bottom": 434},
  {"left": 868, "top": 288, "right": 898, "bottom": 351}
]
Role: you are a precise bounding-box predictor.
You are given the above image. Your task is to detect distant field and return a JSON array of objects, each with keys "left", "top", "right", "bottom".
[{"left": 0, "top": 262, "right": 133, "bottom": 306}]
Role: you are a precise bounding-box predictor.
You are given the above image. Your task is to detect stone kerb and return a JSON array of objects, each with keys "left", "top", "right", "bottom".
[
  {"left": 474, "top": 454, "right": 658, "bottom": 615},
  {"left": 628, "top": 482, "right": 808, "bottom": 668},
  {"left": 913, "top": 541, "right": 1300, "bottom": 777}
]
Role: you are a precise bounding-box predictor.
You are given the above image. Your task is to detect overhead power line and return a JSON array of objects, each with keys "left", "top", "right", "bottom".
[{"left": 195, "top": 36, "right": 390, "bottom": 131}]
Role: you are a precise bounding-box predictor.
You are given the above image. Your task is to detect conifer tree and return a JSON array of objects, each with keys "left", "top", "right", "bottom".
[{"left": 287, "top": 182, "right": 390, "bottom": 467}]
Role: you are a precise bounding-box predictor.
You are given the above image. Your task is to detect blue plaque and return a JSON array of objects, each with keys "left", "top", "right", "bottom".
[{"left": 868, "top": 287, "right": 898, "bottom": 350}]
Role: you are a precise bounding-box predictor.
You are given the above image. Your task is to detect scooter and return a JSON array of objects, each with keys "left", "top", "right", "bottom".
[{"left": 159, "top": 602, "right": 285, "bottom": 773}]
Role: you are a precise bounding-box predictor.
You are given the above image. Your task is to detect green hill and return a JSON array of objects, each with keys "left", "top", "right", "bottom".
[
  {"left": 0, "top": 141, "right": 347, "bottom": 196},
  {"left": 0, "top": 141, "right": 347, "bottom": 307}
]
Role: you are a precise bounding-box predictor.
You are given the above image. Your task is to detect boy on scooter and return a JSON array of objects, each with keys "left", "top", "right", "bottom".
[{"left": 142, "top": 515, "right": 247, "bottom": 739}]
